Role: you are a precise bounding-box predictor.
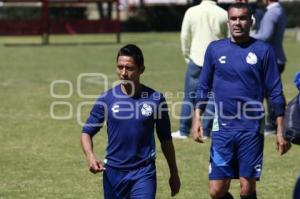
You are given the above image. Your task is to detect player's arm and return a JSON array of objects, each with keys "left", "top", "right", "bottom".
[
  {"left": 80, "top": 97, "right": 106, "bottom": 173},
  {"left": 156, "top": 96, "right": 180, "bottom": 196},
  {"left": 192, "top": 108, "right": 204, "bottom": 143},
  {"left": 275, "top": 116, "right": 291, "bottom": 155},
  {"left": 160, "top": 139, "right": 181, "bottom": 197},
  {"left": 251, "top": 12, "right": 275, "bottom": 41},
  {"left": 81, "top": 133, "right": 105, "bottom": 173},
  {"left": 192, "top": 44, "right": 214, "bottom": 143},
  {"left": 263, "top": 47, "right": 290, "bottom": 155},
  {"left": 180, "top": 10, "right": 191, "bottom": 63}
]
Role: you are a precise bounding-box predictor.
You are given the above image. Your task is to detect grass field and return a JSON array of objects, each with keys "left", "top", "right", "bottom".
[{"left": 0, "top": 31, "right": 300, "bottom": 199}]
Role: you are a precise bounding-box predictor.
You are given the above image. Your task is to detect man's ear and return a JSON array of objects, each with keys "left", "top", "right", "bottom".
[{"left": 139, "top": 66, "right": 145, "bottom": 74}]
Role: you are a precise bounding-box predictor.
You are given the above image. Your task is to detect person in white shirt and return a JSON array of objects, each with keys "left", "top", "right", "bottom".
[{"left": 172, "top": 0, "right": 228, "bottom": 139}]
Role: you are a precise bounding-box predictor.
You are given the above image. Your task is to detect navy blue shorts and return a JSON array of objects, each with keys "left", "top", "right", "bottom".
[
  {"left": 103, "top": 163, "right": 156, "bottom": 199},
  {"left": 209, "top": 130, "right": 264, "bottom": 180}
]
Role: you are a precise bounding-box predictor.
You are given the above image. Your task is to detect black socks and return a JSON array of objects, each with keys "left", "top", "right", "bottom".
[
  {"left": 218, "top": 192, "right": 234, "bottom": 199},
  {"left": 240, "top": 191, "right": 257, "bottom": 199}
]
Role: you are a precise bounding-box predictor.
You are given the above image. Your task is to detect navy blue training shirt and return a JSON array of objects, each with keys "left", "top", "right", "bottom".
[
  {"left": 82, "top": 84, "right": 171, "bottom": 169},
  {"left": 195, "top": 38, "right": 285, "bottom": 132}
]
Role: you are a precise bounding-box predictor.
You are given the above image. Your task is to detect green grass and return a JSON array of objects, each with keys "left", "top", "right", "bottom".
[{"left": 0, "top": 32, "right": 300, "bottom": 199}]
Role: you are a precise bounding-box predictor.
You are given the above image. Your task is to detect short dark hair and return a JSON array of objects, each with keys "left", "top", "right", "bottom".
[
  {"left": 228, "top": 3, "right": 252, "bottom": 19},
  {"left": 117, "top": 44, "right": 144, "bottom": 68}
]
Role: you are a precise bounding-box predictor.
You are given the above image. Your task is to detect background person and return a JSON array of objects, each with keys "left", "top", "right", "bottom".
[
  {"left": 251, "top": 0, "right": 287, "bottom": 135},
  {"left": 172, "top": 0, "right": 228, "bottom": 139},
  {"left": 97, "top": 2, "right": 112, "bottom": 19}
]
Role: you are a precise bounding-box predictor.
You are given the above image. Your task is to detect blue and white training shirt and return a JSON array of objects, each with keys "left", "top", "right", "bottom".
[
  {"left": 82, "top": 84, "right": 171, "bottom": 169},
  {"left": 195, "top": 37, "right": 285, "bottom": 132}
]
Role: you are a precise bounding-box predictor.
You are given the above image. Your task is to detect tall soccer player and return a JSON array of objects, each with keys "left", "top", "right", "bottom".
[
  {"left": 192, "top": 3, "right": 290, "bottom": 199},
  {"left": 80, "top": 44, "right": 180, "bottom": 199}
]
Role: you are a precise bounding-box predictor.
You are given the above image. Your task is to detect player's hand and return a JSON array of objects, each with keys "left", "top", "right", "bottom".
[
  {"left": 169, "top": 173, "right": 180, "bottom": 197},
  {"left": 191, "top": 119, "right": 204, "bottom": 143},
  {"left": 88, "top": 157, "right": 105, "bottom": 174},
  {"left": 276, "top": 133, "right": 291, "bottom": 155}
]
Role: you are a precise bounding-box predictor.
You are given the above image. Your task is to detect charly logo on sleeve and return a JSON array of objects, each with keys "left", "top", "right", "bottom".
[
  {"left": 111, "top": 104, "right": 120, "bottom": 113},
  {"left": 218, "top": 56, "right": 226, "bottom": 64},
  {"left": 141, "top": 103, "right": 153, "bottom": 116},
  {"left": 246, "top": 52, "right": 258, "bottom": 65}
]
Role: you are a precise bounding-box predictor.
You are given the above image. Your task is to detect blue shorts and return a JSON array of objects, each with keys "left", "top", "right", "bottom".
[
  {"left": 103, "top": 163, "right": 156, "bottom": 199},
  {"left": 209, "top": 130, "right": 264, "bottom": 180}
]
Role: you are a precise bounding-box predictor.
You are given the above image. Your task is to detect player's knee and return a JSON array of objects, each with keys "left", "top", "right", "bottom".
[
  {"left": 240, "top": 178, "right": 256, "bottom": 196},
  {"left": 209, "top": 187, "right": 231, "bottom": 199},
  {"left": 209, "top": 187, "right": 222, "bottom": 198},
  {"left": 209, "top": 180, "right": 231, "bottom": 199},
  {"left": 240, "top": 184, "right": 255, "bottom": 196}
]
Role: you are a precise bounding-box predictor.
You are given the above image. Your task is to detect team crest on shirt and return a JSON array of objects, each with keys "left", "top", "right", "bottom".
[
  {"left": 141, "top": 103, "right": 153, "bottom": 117},
  {"left": 246, "top": 52, "right": 258, "bottom": 65}
]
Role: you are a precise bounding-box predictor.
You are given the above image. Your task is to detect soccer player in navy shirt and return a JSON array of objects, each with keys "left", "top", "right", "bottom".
[
  {"left": 80, "top": 44, "right": 180, "bottom": 199},
  {"left": 192, "top": 3, "right": 290, "bottom": 199}
]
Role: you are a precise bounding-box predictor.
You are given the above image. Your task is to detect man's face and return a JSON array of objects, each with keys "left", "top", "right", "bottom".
[
  {"left": 116, "top": 55, "right": 143, "bottom": 86},
  {"left": 228, "top": 7, "right": 252, "bottom": 41}
]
